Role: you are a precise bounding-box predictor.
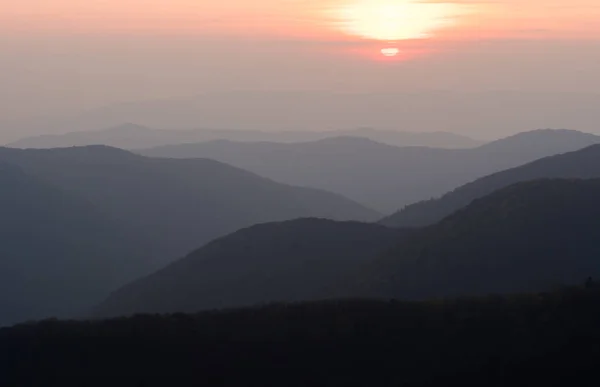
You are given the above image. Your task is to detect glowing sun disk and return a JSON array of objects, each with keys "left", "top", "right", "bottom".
[
  {"left": 381, "top": 47, "right": 400, "bottom": 56},
  {"left": 336, "top": 0, "right": 459, "bottom": 41}
]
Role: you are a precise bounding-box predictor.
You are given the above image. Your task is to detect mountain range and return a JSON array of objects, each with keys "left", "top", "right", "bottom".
[
  {"left": 94, "top": 219, "right": 409, "bottom": 317},
  {"left": 142, "top": 129, "right": 600, "bottom": 212},
  {"left": 382, "top": 144, "right": 600, "bottom": 227},
  {"left": 358, "top": 179, "right": 600, "bottom": 300},
  {"left": 0, "top": 162, "right": 145, "bottom": 326},
  {"left": 94, "top": 178, "right": 600, "bottom": 317},
  {"left": 5, "top": 91, "right": 600, "bottom": 143},
  {"left": 8, "top": 123, "right": 481, "bottom": 150},
  {"left": 0, "top": 146, "right": 376, "bottom": 325},
  {"left": 5, "top": 126, "right": 600, "bottom": 325}
]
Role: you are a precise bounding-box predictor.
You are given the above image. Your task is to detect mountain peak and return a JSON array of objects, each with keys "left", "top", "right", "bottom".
[{"left": 480, "top": 129, "right": 600, "bottom": 151}]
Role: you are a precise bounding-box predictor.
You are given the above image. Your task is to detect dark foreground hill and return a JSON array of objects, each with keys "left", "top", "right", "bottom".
[
  {"left": 142, "top": 129, "right": 600, "bottom": 212},
  {"left": 0, "top": 146, "right": 377, "bottom": 263},
  {"left": 4, "top": 286, "right": 600, "bottom": 387},
  {"left": 382, "top": 144, "right": 600, "bottom": 227},
  {"left": 94, "top": 219, "right": 407, "bottom": 317},
  {"left": 360, "top": 179, "right": 600, "bottom": 300},
  {"left": 0, "top": 163, "right": 144, "bottom": 326}
]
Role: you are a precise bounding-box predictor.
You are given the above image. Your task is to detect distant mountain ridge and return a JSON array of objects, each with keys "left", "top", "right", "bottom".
[
  {"left": 5, "top": 90, "right": 600, "bottom": 143},
  {"left": 142, "top": 129, "right": 600, "bottom": 212},
  {"left": 382, "top": 144, "right": 600, "bottom": 227},
  {"left": 475, "top": 128, "right": 600, "bottom": 157},
  {"left": 8, "top": 123, "right": 481, "bottom": 149},
  {"left": 0, "top": 146, "right": 378, "bottom": 262}
]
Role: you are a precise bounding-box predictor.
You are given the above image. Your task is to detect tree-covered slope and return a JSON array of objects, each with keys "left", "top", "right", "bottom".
[
  {"left": 362, "top": 179, "right": 600, "bottom": 299},
  {"left": 94, "top": 219, "right": 407, "bottom": 317},
  {"left": 4, "top": 287, "right": 600, "bottom": 386}
]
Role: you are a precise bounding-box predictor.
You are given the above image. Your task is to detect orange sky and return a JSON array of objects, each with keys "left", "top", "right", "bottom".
[
  {"left": 2, "top": 1, "right": 600, "bottom": 138},
  {"left": 3, "top": 0, "right": 600, "bottom": 41}
]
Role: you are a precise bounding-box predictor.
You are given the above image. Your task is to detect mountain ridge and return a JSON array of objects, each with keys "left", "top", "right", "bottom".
[
  {"left": 358, "top": 179, "right": 600, "bottom": 300},
  {"left": 0, "top": 145, "right": 378, "bottom": 262},
  {"left": 93, "top": 218, "right": 407, "bottom": 318},
  {"left": 0, "top": 162, "right": 147, "bottom": 326},
  {"left": 382, "top": 144, "right": 600, "bottom": 227},
  {"left": 95, "top": 178, "right": 600, "bottom": 318},
  {"left": 141, "top": 129, "right": 600, "bottom": 212},
  {"left": 0, "top": 146, "right": 377, "bottom": 325},
  {"left": 8, "top": 124, "right": 481, "bottom": 150}
]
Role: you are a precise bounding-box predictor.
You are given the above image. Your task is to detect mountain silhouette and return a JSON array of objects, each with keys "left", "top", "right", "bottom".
[
  {"left": 8, "top": 123, "right": 481, "bottom": 150},
  {"left": 93, "top": 219, "right": 407, "bottom": 317},
  {"left": 6, "top": 90, "right": 600, "bottom": 144},
  {"left": 142, "top": 129, "right": 600, "bottom": 212},
  {"left": 358, "top": 179, "right": 600, "bottom": 299},
  {"left": 0, "top": 146, "right": 377, "bottom": 264},
  {"left": 6, "top": 286, "right": 600, "bottom": 387},
  {"left": 0, "top": 162, "right": 146, "bottom": 326},
  {"left": 95, "top": 178, "right": 600, "bottom": 318},
  {"left": 382, "top": 144, "right": 600, "bottom": 227},
  {"left": 475, "top": 128, "right": 600, "bottom": 156}
]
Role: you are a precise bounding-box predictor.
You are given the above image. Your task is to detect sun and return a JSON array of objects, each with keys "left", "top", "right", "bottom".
[
  {"left": 335, "top": 0, "right": 459, "bottom": 41},
  {"left": 381, "top": 47, "right": 400, "bottom": 57}
]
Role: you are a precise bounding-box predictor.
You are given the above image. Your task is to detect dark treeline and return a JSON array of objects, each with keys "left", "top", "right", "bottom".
[{"left": 3, "top": 285, "right": 600, "bottom": 387}]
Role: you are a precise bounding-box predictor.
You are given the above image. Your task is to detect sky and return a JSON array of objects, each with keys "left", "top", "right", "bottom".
[{"left": 1, "top": 0, "right": 600, "bottom": 139}]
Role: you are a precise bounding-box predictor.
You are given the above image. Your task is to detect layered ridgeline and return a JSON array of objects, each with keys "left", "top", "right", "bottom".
[
  {"left": 94, "top": 219, "right": 408, "bottom": 317},
  {"left": 8, "top": 123, "right": 481, "bottom": 150},
  {"left": 382, "top": 144, "right": 600, "bottom": 228},
  {"left": 6, "top": 90, "right": 600, "bottom": 146},
  {"left": 358, "top": 179, "right": 600, "bottom": 300},
  {"left": 141, "top": 129, "right": 600, "bottom": 212},
  {"left": 97, "top": 180, "right": 600, "bottom": 316},
  {"left": 0, "top": 163, "right": 146, "bottom": 326},
  {"left": 96, "top": 179, "right": 600, "bottom": 318},
  {"left": 0, "top": 147, "right": 376, "bottom": 325},
  {"left": 0, "top": 146, "right": 377, "bottom": 263}
]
